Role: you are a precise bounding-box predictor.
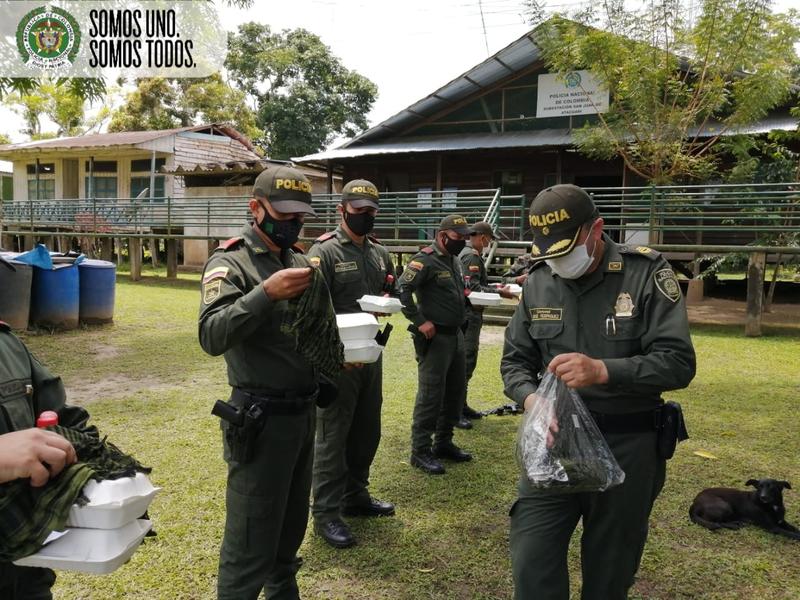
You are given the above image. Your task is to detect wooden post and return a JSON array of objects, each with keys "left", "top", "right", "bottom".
[
  {"left": 166, "top": 239, "right": 178, "bottom": 278},
  {"left": 100, "top": 238, "right": 113, "bottom": 261},
  {"left": 129, "top": 237, "right": 142, "bottom": 281},
  {"left": 745, "top": 252, "right": 765, "bottom": 337},
  {"left": 150, "top": 237, "right": 160, "bottom": 268}
]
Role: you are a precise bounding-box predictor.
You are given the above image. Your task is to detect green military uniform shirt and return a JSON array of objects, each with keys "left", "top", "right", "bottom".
[
  {"left": 501, "top": 236, "right": 696, "bottom": 414},
  {"left": 198, "top": 225, "right": 316, "bottom": 392},
  {"left": 399, "top": 241, "right": 467, "bottom": 328},
  {"left": 308, "top": 226, "right": 395, "bottom": 313},
  {"left": 459, "top": 246, "right": 495, "bottom": 294},
  {"left": 0, "top": 322, "right": 89, "bottom": 435}
]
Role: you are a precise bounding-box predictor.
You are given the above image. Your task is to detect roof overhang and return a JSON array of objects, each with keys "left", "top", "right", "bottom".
[{"left": 295, "top": 115, "right": 799, "bottom": 163}]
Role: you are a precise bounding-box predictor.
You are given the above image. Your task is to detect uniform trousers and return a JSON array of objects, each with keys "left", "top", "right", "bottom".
[
  {"left": 218, "top": 406, "right": 315, "bottom": 600},
  {"left": 312, "top": 358, "right": 383, "bottom": 523},
  {"left": 411, "top": 330, "right": 466, "bottom": 454},
  {"left": 510, "top": 430, "right": 666, "bottom": 600},
  {"left": 463, "top": 308, "right": 483, "bottom": 392}
]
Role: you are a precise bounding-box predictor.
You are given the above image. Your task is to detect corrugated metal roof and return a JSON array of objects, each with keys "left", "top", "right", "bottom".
[
  {"left": 0, "top": 123, "right": 255, "bottom": 156},
  {"left": 340, "top": 30, "right": 541, "bottom": 148},
  {"left": 161, "top": 158, "right": 336, "bottom": 180},
  {"left": 296, "top": 116, "right": 799, "bottom": 162}
]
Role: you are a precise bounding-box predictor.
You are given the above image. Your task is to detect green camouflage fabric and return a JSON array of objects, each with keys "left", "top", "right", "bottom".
[
  {"left": 281, "top": 266, "right": 344, "bottom": 381},
  {"left": 0, "top": 425, "right": 150, "bottom": 562}
]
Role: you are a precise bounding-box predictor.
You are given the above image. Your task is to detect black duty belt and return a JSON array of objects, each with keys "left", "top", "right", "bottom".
[
  {"left": 232, "top": 387, "right": 316, "bottom": 415},
  {"left": 589, "top": 408, "right": 660, "bottom": 434},
  {"left": 433, "top": 324, "right": 461, "bottom": 335}
]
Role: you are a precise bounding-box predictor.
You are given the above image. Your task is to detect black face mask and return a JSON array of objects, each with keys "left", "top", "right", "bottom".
[
  {"left": 257, "top": 203, "right": 303, "bottom": 249},
  {"left": 442, "top": 235, "right": 466, "bottom": 256},
  {"left": 344, "top": 210, "right": 375, "bottom": 236}
]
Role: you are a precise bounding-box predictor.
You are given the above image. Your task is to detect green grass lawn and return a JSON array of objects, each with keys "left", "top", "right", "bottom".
[{"left": 16, "top": 275, "right": 800, "bottom": 599}]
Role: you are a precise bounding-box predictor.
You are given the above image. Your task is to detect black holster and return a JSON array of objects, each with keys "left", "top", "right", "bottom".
[
  {"left": 656, "top": 401, "right": 689, "bottom": 460},
  {"left": 408, "top": 324, "right": 431, "bottom": 359},
  {"left": 213, "top": 399, "right": 266, "bottom": 464}
]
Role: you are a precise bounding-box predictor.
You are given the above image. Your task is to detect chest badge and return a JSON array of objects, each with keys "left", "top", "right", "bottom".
[{"left": 614, "top": 292, "right": 634, "bottom": 317}]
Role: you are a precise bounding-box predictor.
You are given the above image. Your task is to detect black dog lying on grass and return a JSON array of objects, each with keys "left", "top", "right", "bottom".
[{"left": 690, "top": 479, "right": 800, "bottom": 540}]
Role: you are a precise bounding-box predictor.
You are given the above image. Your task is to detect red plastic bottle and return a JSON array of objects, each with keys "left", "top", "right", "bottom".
[{"left": 36, "top": 411, "right": 58, "bottom": 428}]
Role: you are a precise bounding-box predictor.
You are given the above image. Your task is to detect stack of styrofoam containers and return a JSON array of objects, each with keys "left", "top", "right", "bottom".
[
  {"left": 356, "top": 295, "right": 404, "bottom": 314},
  {"left": 337, "top": 313, "right": 383, "bottom": 364},
  {"left": 14, "top": 473, "right": 160, "bottom": 574}
]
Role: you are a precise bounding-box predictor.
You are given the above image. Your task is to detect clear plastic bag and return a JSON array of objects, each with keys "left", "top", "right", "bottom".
[{"left": 516, "top": 372, "right": 625, "bottom": 493}]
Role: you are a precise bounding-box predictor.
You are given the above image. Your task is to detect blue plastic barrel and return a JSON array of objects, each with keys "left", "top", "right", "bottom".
[
  {"left": 0, "top": 253, "right": 33, "bottom": 330},
  {"left": 78, "top": 259, "right": 116, "bottom": 324},
  {"left": 30, "top": 263, "right": 80, "bottom": 330}
]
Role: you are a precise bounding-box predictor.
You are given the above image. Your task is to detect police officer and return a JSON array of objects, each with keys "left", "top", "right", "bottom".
[
  {"left": 500, "top": 184, "right": 696, "bottom": 600},
  {"left": 458, "top": 221, "right": 514, "bottom": 427},
  {"left": 199, "top": 165, "right": 330, "bottom": 600},
  {"left": 0, "top": 259, "right": 88, "bottom": 599},
  {"left": 400, "top": 215, "right": 473, "bottom": 475},
  {"left": 308, "top": 180, "right": 396, "bottom": 549}
]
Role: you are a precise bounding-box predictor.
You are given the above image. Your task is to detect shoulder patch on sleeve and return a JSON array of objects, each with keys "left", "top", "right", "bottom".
[
  {"left": 315, "top": 231, "right": 337, "bottom": 243},
  {"left": 203, "top": 279, "right": 223, "bottom": 305},
  {"left": 202, "top": 266, "right": 229, "bottom": 284},
  {"left": 401, "top": 268, "right": 417, "bottom": 283},
  {"left": 309, "top": 256, "right": 321, "bottom": 267},
  {"left": 654, "top": 268, "right": 681, "bottom": 302},
  {"left": 219, "top": 237, "right": 244, "bottom": 251},
  {"left": 420, "top": 246, "right": 435, "bottom": 254},
  {"left": 408, "top": 260, "right": 425, "bottom": 271}
]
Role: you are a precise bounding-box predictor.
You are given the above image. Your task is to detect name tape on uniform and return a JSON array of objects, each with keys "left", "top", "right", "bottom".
[{"left": 530, "top": 308, "right": 563, "bottom": 321}]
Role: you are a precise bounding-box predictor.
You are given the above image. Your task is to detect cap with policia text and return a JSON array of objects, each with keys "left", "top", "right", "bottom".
[
  {"left": 469, "top": 221, "right": 495, "bottom": 238},
  {"left": 252, "top": 164, "right": 316, "bottom": 215},
  {"left": 528, "top": 184, "right": 599, "bottom": 261},
  {"left": 341, "top": 179, "right": 380, "bottom": 209},
  {"left": 439, "top": 214, "right": 470, "bottom": 235}
]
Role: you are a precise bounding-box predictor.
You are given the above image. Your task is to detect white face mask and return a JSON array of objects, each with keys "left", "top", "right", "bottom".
[{"left": 546, "top": 234, "right": 596, "bottom": 279}]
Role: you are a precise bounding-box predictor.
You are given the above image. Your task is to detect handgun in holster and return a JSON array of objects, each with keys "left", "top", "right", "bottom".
[
  {"left": 212, "top": 399, "right": 266, "bottom": 463},
  {"left": 655, "top": 401, "right": 689, "bottom": 460},
  {"left": 375, "top": 323, "right": 394, "bottom": 347},
  {"left": 407, "top": 324, "right": 431, "bottom": 358}
]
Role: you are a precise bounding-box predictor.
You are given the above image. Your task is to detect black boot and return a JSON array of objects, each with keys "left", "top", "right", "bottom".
[
  {"left": 463, "top": 404, "right": 483, "bottom": 420},
  {"left": 315, "top": 518, "right": 356, "bottom": 548},
  {"left": 410, "top": 452, "right": 446, "bottom": 475},
  {"left": 432, "top": 443, "right": 473, "bottom": 462}
]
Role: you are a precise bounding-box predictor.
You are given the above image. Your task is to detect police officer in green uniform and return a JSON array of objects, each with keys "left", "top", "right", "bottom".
[
  {"left": 400, "top": 215, "right": 474, "bottom": 475},
  {"left": 458, "top": 222, "right": 514, "bottom": 427},
  {"left": 500, "top": 184, "right": 696, "bottom": 600},
  {"left": 199, "top": 166, "right": 328, "bottom": 600},
  {"left": 308, "top": 179, "right": 396, "bottom": 549},
  {"left": 0, "top": 259, "right": 88, "bottom": 600}
]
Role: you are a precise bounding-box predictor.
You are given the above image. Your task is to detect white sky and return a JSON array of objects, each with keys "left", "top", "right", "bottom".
[{"left": 1, "top": 0, "right": 797, "bottom": 157}]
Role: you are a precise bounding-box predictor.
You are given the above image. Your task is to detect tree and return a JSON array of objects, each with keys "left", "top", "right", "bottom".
[
  {"left": 108, "top": 75, "right": 263, "bottom": 143},
  {"left": 4, "top": 78, "right": 111, "bottom": 139},
  {"left": 225, "top": 24, "right": 378, "bottom": 159},
  {"left": 532, "top": 1, "right": 800, "bottom": 184}
]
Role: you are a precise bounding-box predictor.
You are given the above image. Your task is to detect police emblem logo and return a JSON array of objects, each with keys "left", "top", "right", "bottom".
[
  {"left": 203, "top": 280, "right": 222, "bottom": 305},
  {"left": 401, "top": 268, "right": 417, "bottom": 283},
  {"left": 654, "top": 269, "right": 681, "bottom": 302},
  {"left": 608, "top": 261, "right": 623, "bottom": 271},
  {"left": 614, "top": 292, "right": 634, "bottom": 317},
  {"left": 16, "top": 6, "right": 81, "bottom": 70}
]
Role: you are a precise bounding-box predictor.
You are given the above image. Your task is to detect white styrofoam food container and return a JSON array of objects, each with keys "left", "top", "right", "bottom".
[
  {"left": 343, "top": 339, "right": 383, "bottom": 364},
  {"left": 336, "top": 313, "right": 380, "bottom": 341},
  {"left": 505, "top": 283, "right": 523, "bottom": 295},
  {"left": 14, "top": 519, "right": 152, "bottom": 574},
  {"left": 357, "top": 295, "right": 403, "bottom": 314},
  {"left": 66, "top": 473, "right": 160, "bottom": 530},
  {"left": 468, "top": 292, "right": 503, "bottom": 306}
]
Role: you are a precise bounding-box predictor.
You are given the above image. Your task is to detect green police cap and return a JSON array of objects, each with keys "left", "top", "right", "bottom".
[
  {"left": 469, "top": 221, "right": 495, "bottom": 238},
  {"left": 439, "top": 214, "right": 470, "bottom": 235},
  {"left": 528, "top": 184, "right": 599, "bottom": 261},
  {"left": 252, "top": 165, "right": 316, "bottom": 216},
  {"left": 341, "top": 179, "right": 380, "bottom": 209}
]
